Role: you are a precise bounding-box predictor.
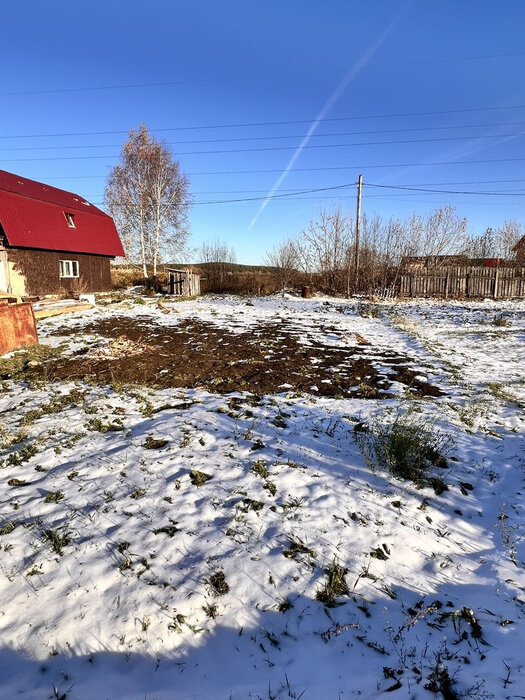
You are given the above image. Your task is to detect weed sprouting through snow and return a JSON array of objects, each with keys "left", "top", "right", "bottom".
[
  {"left": 283, "top": 537, "right": 317, "bottom": 561},
  {"left": 316, "top": 559, "right": 349, "bottom": 606},
  {"left": 354, "top": 413, "right": 453, "bottom": 490},
  {"left": 43, "top": 527, "right": 71, "bottom": 556},
  {"left": 190, "top": 470, "right": 213, "bottom": 486},
  {"left": 207, "top": 571, "right": 230, "bottom": 596},
  {"left": 142, "top": 436, "right": 169, "bottom": 449}
]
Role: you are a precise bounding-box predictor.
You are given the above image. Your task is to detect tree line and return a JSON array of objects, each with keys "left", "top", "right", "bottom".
[
  {"left": 105, "top": 124, "right": 524, "bottom": 296},
  {"left": 266, "top": 207, "right": 524, "bottom": 297}
]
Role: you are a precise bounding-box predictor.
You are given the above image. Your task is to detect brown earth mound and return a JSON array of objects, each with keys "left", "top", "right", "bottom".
[{"left": 35, "top": 315, "right": 444, "bottom": 399}]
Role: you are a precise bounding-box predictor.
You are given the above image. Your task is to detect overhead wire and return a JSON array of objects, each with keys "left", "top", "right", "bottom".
[
  {"left": 81, "top": 179, "right": 525, "bottom": 198},
  {"left": 90, "top": 179, "right": 525, "bottom": 208},
  {"left": 1, "top": 121, "right": 525, "bottom": 152},
  {"left": 2, "top": 131, "right": 525, "bottom": 162},
  {"left": 3, "top": 49, "right": 525, "bottom": 98},
  {"left": 3, "top": 103, "right": 525, "bottom": 140},
  {"left": 34, "top": 161, "right": 525, "bottom": 181},
  {"left": 364, "top": 182, "right": 525, "bottom": 197}
]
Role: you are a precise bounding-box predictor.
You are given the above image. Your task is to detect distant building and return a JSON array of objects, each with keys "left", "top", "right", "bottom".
[
  {"left": 401, "top": 255, "right": 470, "bottom": 270},
  {"left": 0, "top": 170, "right": 124, "bottom": 297},
  {"left": 401, "top": 254, "right": 510, "bottom": 270}
]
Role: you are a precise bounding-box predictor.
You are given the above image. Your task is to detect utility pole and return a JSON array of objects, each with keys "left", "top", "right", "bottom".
[{"left": 354, "top": 174, "right": 363, "bottom": 290}]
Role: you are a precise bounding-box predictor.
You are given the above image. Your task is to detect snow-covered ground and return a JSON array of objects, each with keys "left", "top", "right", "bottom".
[{"left": 0, "top": 294, "right": 524, "bottom": 699}]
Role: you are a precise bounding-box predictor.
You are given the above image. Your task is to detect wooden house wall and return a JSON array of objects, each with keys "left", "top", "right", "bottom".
[{"left": 4, "top": 248, "right": 113, "bottom": 296}]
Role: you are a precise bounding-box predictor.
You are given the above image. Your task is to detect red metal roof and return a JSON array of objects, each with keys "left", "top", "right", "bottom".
[{"left": 0, "top": 170, "right": 124, "bottom": 257}]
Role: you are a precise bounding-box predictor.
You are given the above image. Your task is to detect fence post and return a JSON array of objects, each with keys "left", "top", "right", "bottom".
[
  {"left": 493, "top": 267, "right": 499, "bottom": 299},
  {"left": 465, "top": 271, "right": 470, "bottom": 298},
  {"left": 444, "top": 270, "right": 449, "bottom": 298}
]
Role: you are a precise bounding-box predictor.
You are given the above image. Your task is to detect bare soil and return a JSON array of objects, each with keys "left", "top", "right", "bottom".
[{"left": 35, "top": 315, "right": 443, "bottom": 399}]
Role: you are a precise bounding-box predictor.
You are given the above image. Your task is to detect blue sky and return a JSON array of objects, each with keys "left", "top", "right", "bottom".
[{"left": 2, "top": 1, "right": 525, "bottom": 263}]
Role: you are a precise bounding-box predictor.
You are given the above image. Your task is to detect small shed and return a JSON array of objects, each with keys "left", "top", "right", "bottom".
[{"left": 167, "top": 268, "right": 201, "bottom": 297}]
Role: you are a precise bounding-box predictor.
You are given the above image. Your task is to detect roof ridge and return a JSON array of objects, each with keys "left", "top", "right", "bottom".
[{"left": 0, "top": 169, "right": 107, "bottom": 216}]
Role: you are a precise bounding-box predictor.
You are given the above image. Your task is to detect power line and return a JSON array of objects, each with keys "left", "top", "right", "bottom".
[
  {"left": 83, "top": 179, "right": 525, "bottom": 199},
  {"left": 181, "top": 178, "right": 525, "bottom": 193},
  {"left": 92, "top": 182, "right": 525, "bottom": 199},
  {"left": 186, "top": 157, "right": 525, "bottom": 174},
  {"left": 99, "top": 181, "right": 358, "bottom": 207},
  {"left": 93, "top": 180, "right": 525, "bottom": 208},
  {"left": 3, "top": 104, "right": 525, "bottom": 140},
  {"left": 195, "top": 182, "right": 358, "bottom": 204},
  {"left": 3, "top": 50, "right": 525, "bottom": 98},
  {"left": 2, "top": 132, "right": 525, "bottom": 163},
  {"left": 26, "top": 157, "right": 525, "bottom": 184},
  {"left": 0, "top": 76, "right": 251, "bottom": 98},
  {"left": 364, "top": 182, "right": 525, "bottom": 197},
  {"left": 1, "top": 121, "right": 524, "bottom": 152}
]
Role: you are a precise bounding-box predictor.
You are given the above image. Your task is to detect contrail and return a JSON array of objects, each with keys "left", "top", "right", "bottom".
[{"left": 248, "top": 5, "right": 412, "bottom": 232}]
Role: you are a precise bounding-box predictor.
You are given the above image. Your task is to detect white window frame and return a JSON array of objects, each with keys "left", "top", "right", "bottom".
[
  {"left": 64, "top": 212, "right": 76, "bottom": 228},
  {"left": 59, "top": 259, "right": 79, "bottom": 278}
]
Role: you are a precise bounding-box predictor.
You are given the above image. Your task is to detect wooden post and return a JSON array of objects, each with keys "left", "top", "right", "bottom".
[
  {"left": 354, "top": 174, "right": 362, "bottom": 291},
  {"left": 493, "top": 267, "right": 499, "bottom": 299},
  {"left": 444, "top": 270, "right": 449, "bottom": 298}
]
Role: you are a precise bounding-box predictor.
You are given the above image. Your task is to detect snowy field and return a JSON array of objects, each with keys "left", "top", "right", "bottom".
[{"left": 0, "top": 294, "right": 524, "bottom": 700}]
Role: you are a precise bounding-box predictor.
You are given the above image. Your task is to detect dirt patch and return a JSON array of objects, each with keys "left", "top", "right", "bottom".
[{"left": 35, "top": 316, "right": 443, "bottom": 398}]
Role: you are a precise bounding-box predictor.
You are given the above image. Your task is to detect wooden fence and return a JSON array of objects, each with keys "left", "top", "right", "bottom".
[{"left": 399, "top": 266, "right": 525, "bottom": 299}]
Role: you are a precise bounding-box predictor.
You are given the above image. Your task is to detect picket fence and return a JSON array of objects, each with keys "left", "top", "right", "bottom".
[{"left": 399, "top": 266, "right": 525, "bottom": 299}]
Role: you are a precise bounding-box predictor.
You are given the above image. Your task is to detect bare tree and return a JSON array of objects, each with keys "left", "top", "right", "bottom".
[
  {"left": 357, "top": 213, "right": 387, "bottom": 293},
  {"left": 497, "top": 220, "right": 524, "bottom": 260},
  {"left": 293, "top": 205, "right": 469, "bottom": 297},
  {"left": 105, "top": 124, "right": 191, "bottom": 284},
  {"left": 199, "top": 239, "right": 237, "bottom": 291},
  {"left": 461, "top": 221, "right": 523, "bottom": 260},
  {"left": 405, "top": 206, "right": 467, "bottom": 261},
  {"left": 265, "top": 238, "right": 301, "bottom": 296},
  {"left": 300, "top": 208, "right": 353, "bottom": 294},
  {"left": 461, "top": 227, "right": 498, "bottom": 258}
]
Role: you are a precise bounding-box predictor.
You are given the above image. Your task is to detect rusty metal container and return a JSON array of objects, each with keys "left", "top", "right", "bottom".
[
  {"left": 0, "top": 302, "right": 39, "bottom": 355},
  {"left": 301, "top": 286, "right": 311, "bottom": 299}
]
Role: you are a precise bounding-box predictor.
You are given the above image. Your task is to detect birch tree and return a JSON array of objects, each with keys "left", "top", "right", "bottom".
[{"left": 105, "top": 124, "right": 191, "bottom": 284}]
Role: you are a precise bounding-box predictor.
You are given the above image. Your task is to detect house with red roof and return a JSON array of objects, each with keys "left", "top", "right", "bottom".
[{"left": 0, "top": 170, "right": 124, "bottom": 297}]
